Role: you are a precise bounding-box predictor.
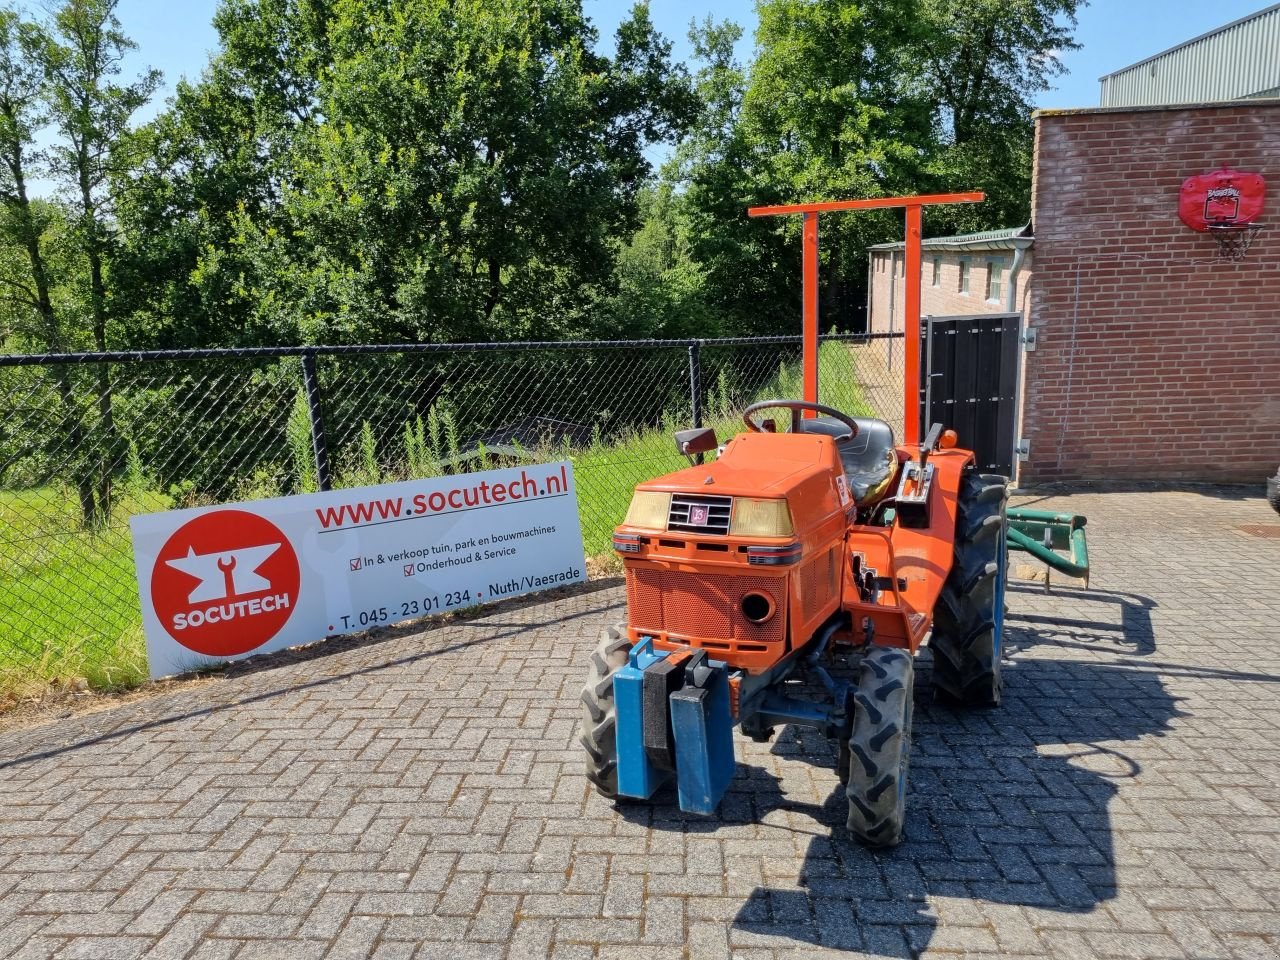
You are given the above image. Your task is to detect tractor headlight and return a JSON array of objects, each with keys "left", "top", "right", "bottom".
[
  {"left": 623, "top": 491, "right": 670, "bottom": 530},
  {"left": 730, "top": 498, "right": 794, "bottom": 538}
]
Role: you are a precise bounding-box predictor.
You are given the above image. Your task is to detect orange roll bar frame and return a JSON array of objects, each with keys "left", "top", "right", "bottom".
[{"left": 748, "top": 191, "right": 984, "bottom": 444}]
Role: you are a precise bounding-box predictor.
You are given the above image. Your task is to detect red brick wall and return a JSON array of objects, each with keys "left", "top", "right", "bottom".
[
  {"left": 1024, "top": 103, "right": 1280, "bottom": 485},
  {"left": 868, "top": 250, "right": 1032, "bottom": 334}
]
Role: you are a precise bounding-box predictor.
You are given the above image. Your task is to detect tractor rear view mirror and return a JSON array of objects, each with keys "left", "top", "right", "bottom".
[{"left": 675, "top": 427, "right": 717, "bottom": 457}]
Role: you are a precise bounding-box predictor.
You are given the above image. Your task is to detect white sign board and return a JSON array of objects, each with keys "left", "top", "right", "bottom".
[{"left": 131, "top": 462, "right": 586, "bottom": 679}]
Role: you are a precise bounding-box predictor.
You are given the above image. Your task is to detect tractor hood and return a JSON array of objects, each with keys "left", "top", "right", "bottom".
[{"left": 637, "top": 431, "right": 843, "bottom": 500}]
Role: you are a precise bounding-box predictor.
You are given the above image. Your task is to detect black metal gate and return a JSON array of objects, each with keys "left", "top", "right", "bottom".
[{"left": 920, "top": 312, "right": 1021, "bottom": 476}]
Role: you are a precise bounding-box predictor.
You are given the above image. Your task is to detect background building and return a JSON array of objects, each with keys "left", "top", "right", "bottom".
[
  {"left": 1099, "top": 5, "right": 1280, "bottom": 107},
  {"left": 1021, "top": 100, "right": 1279, "bottom": 486},
  {"left": 867, "top": 227, "right": 1033, "bottom": 335}
]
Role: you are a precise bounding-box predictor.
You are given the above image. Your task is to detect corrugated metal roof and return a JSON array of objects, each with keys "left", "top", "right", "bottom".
[
  {"left": 1099, "top": 5, "right": 1280, "bottom": 107},
  {"left": 869, "top": 224, "right": 1033, "bottom": 253}
]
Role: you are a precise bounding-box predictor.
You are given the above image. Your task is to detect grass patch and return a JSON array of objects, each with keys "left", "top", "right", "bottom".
[
  {"left": 0, "top": 342, "right": 872, "bottom": 701},
  {"left": 0, "top": 487, "right": 166, "bottom": 703}
]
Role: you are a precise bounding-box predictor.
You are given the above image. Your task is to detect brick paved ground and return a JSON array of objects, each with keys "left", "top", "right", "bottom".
[{"left": 1, "top": 489, "right": 1278, "bottom": 960}]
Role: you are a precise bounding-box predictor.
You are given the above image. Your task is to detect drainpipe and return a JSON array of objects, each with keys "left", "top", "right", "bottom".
[
  {"left": 886, "top": 251, "right": 899, "bottom": 371},
  {"left": 865, "top": 249, "right": 873, "bottom": 332},
  {"left": 1005, "top": 237, "right": 1033, "bottom": 489},
  {"left": 1006, "top": 243, "right": 1029, "bottom": 314}
]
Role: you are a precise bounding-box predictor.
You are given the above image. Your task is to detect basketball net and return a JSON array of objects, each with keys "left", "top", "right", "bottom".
[{"left": 1206, "top": 223, "right": 1263, "bottom": 262}]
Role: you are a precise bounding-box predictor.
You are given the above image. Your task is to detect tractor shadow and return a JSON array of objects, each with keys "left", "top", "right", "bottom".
[
  {"left": 723, "top": 659, "right": 1182, "bottom": 957},
  {"left": 621, "top": 586, "right": 1192, "bottom": 957},
  {"left": 1002, "top": 581, "right": 1157, "bottom": 659},
  {"left": 733, "top": 585, "right": 1175, "bottom": 955}
]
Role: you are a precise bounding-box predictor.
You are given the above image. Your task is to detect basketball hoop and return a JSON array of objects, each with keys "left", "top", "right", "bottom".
[{"left": 1206, "top": 222, "right": 1263, "bottom": 261}]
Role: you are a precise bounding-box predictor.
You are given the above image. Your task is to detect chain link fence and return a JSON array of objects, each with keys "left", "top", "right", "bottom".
[{"left": 0, "top": 332, "right": 905, "bottom": 697}]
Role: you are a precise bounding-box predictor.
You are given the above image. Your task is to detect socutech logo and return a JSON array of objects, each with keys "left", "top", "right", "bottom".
[{"left": 151, "top": 510, "right": 301, "bottom": 657}]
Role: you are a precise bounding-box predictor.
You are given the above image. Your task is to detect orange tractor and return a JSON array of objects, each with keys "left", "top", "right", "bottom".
[{"left": 579, "top": 194, "right": 1009, "bottom": 846}]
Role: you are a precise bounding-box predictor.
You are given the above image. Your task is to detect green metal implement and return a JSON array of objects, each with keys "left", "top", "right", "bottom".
[{"left": 1006, "top": 508, "right": 1090, "bottom": 586}]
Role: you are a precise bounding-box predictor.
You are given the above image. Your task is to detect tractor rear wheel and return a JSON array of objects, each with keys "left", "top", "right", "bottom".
[
  {"left": 931, "top": 469, "right": 1008, "bottom": 708},
  {"left": 579, "top": 623, "right": 630, "bottom": 798},
  {"left": 845, "top": 645, "right": 915, "bottom": 847}
]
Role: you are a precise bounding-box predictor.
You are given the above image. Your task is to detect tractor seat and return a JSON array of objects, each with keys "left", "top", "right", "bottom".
[{"left": 798, "top": 415, "right": 899, "bottom": 506}]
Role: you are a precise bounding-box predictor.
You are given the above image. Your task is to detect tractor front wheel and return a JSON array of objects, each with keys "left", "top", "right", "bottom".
[
  {"left": 579, "top": 623, "right": 630, "bottom": 798},
  {"left": 845, "top": 645, "right": 915, "bottom": 847},
  {"left": 931, "top": 469, "right": 1008, "bottom": 707}
]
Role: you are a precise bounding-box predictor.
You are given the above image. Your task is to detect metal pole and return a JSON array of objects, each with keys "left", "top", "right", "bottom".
[
  {"left": 746, "top": 191, "right": 983, "bottom": 438},
  {"left": 923, "top": 315, "right": 935, "bottom": 437},
  {"left": 886, "top": 251, "right": 898, "bottom": 379},
  {"left": 802, "top": 211, "right": 819, "bottom": 409},
  {"left": 300, "top": 351, "right": 332, "bottom": 492},
  {"left": 688, "top": 340, "right": 704, "bottom": 465},
  {"left": 902, "top": 204, "right": 923, "bottom": 445},
  {"left": 687, "top": 341, "right": 703, "bottom": 428}
]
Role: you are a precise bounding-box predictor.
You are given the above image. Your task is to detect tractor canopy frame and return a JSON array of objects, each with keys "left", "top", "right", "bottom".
[{"left": 748, "top": 192, "right": 985, "bottom": 445}]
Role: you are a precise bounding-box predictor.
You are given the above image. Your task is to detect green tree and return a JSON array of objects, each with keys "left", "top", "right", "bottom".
[
  {"left": 912, "top": 0, "right": 1082, "bottom": 233},
  {"left": 657, "top": 18, "right": 799, "bottom": 336},
  {"left": 0, "top": 9, "right": 57, "bottom": 350},
  {"left": 39, "top": 0, "right": 159, "bottom": 518},
  {"left": 43, "top": 0, "right": 160, "bottom": 355},
  {"left": 115, "top": 0, "right": 695, "bottom": 347},
  {"left": 600, "top": 182, "right": 715, "bottom": 339},
  {"left": 109, "top": 65, "right": 279, "bottom": 348},
  {"left": 746, "top": 0, "right": 1083, "bottom": 235},
  {"left": 918, "top": 0, "right": 1080, "bottom": 145},
  {"left": 648, "top": 0, "right": 1081, "bottom": 334},
  {"left": 0, "top": 7, "right": 104, "bottom": 525},
  {"left": 739, "top": 0, "right": 927, "bottom": 324}
]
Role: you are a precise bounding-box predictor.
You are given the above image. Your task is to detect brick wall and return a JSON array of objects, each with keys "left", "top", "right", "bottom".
[
  {"left": 1024, "top": 102, "right": 1280, "bottom": 485},
  {"left": 868, "top": 250, "right": 1032, "bottom": 334}
]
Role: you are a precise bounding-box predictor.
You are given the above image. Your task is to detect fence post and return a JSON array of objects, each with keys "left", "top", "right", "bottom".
[
  {"left": 687, "top": 340, "right": 704, "bottom": 464},
  {"left": 300, "top": 351, "right": 332, "bottom": 492},
  {"left": 687, "top": 340, "right": 703, "bottom": 429}
]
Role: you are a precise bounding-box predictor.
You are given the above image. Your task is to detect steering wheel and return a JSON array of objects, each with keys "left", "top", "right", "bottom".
[{"left": 743, "top": 400, "right": 860, "bottom": 439}]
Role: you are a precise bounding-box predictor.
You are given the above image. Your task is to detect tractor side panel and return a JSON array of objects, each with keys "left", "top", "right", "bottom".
[
  {"left": 892, "top": 448, "right": 971, "bottom": 601},
  {"left": 841, "top": 448, "right": 973, "bottom": 651},
  {"left": 784, "top": 468, "right": 853, "bottom": 652},
  {"left": 789, "top": 542, "right": 844, "bottom": 645}
]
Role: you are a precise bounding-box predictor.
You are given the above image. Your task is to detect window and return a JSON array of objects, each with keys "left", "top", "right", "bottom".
[
  {"left": 931, "top": 257, "right": 941, "bottom": 287},
  {"left": 986, "top": 259, "right": 1004, "bottom": 302},
  {"left": 958, "top": 259, "right": 970, "bottom": 294}
]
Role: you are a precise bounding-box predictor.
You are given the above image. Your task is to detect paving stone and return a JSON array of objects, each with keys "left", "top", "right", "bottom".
[
  {"left": 146, "top": 914, "right": 219, "bottom": 960},
  {"left": 233, "top": 941, "right": 327, "bottom": 960},
  {"left": 323, "top": 916, "right": 384, "bottom": 960},
  {"left": 53, "top": 936, "right": 153, "bottom": 959}
]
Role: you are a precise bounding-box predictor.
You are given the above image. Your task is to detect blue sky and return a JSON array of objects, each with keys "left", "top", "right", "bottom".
[{"left": 118, "top": 0, "right": 1271, "bottom": 118}]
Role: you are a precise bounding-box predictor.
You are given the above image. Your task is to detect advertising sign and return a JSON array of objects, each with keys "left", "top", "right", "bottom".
[{"left": 131, "top": 462, "right": 586, "bottom": 679}]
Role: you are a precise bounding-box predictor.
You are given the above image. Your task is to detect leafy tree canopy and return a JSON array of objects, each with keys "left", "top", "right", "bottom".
[
  {"left": 115, "top": 0, "right": 696, "bottom": 347},
  {"left": 660, "top": 0, "right": 1081, "bottom": 332},
  {"left": 5, "top": 0, "right": 1082, "bottom": 350}
]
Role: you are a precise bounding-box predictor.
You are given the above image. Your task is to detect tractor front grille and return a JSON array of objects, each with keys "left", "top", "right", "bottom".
[
  {"left": 625, "top": 567, "right": 785, "bottom": 646},
  {"left": 667, "top": 494, "right": 733, "bottom": 534}
]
